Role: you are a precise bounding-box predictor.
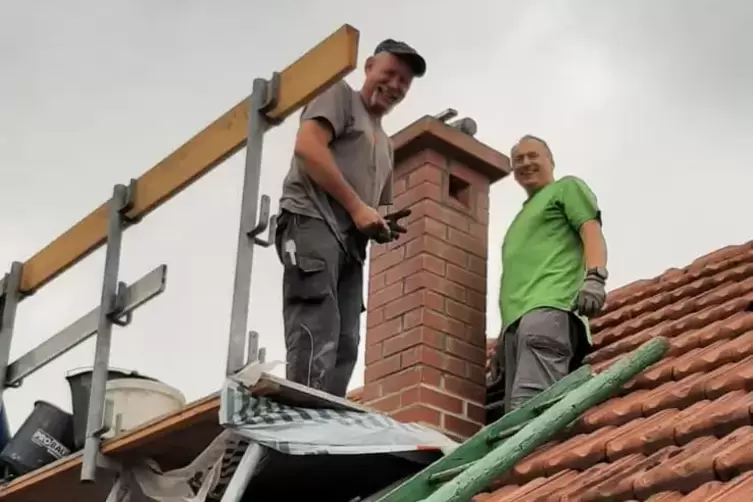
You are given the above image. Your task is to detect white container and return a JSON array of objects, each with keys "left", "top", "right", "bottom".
[{"left": 103, "top": 378, "right": 186, "bottom": 438}]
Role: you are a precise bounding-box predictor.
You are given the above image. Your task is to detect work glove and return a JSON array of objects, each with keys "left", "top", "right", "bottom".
[
  {"left": 371, "top": 208, "right": 412, "bottom": 244},
  {"left": 574, "top": 269, "right": 607, "bottom": 318}
]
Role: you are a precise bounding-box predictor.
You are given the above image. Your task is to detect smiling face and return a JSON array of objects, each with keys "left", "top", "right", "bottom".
[
  {"left": 511, "top": 136, "right": 555, "bottom": 195},
  {"left": 361, "top": 52, "right": 414, "bottom": 117}
]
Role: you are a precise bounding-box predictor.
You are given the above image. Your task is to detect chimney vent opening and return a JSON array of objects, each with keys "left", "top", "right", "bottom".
[{"left": 448, "top": 174, "right": 471, "bottom": 207}]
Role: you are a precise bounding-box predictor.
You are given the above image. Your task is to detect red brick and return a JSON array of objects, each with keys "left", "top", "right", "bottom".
[
  {"left": 394, "top": 181, "right": 443, "bottom": 209},
  {"left": 361, "top": 383, "right": 383, "bottom": 402},
  {"left": 382, "top": 326, "right": 444, "bottom": 358},
  {"left": 469, "top": 222, "right": 487, "bottom": 243},
  {"left": 478, "top": 190, "right": 489, "bottom": 210},
  {"left": 368, "top": 281, "right": 404, "bottom": 309},
  {"left": 403, "top": 308, "right": 471, "bottom": 342},
  {"left": 367, "top": 307, "right": 384, "bottom": 328},
  {"left": 447, "top": 263, "right": 486, "bottom": 293},
  {"left": 384, "top": 290, "right": 423, "bottom": 320},
  {"left": 404, "top": 272, "right": 467, "bottom": 304},
  {"left": 477, "top": 206, "right": 489, "bottom": 225},
  {"left": 385, "top": 254, "right": 445, "bottom": 285},
  {"left": 370, "top": 393, "right": 402, "bottom": 413},
  {"left": 380, "top": 366, "right": 442, "bottom": 395},
  {"left": 408, "top": 164, "right": 444, "bottom": 188},
  {"left": 406, "top": 234, "right": 469, "bottom": 269},
  {"left": 448, "top": 227, "right": 487, "bottom": 258},
  {"left": 365, "top": 342, "right": 383, "bottom": 364},
  {"left": 371, "top": 243, "right": 387, "bottom": 258},
  {"left": 443, "top": 374, "right": 486, "bottom": 403},
  {"left": 367, "top": 316, "right": 402, "bottom": 345},
  {"left": 393, "top": 177, "right": 407, "bottom": 196},
  {"left": 369, "top": 272, "right": 386, "bottom": 294},
  {"left": 371, "top": 246, "right": 405, "bottom": 275},
  {"left": 406, "top": 198, "right": 471, "bottom": 233},
  {"left": 467, "top": 290, "right": 486, "bottom": 311},
  {"left": 414, "top": 345, "right": 447, "bottom": 371},
  {"left": 444, "top": 413, "right": 482, "bottom": 438},
  {"left": 401, "top": 385, "right": 464, "bottom": 414},
  {"left": 425, "top": 290, "right": 445, "bottom": 312},
  {"left": 392, "top": 404, "right": 442, "bottom": 428},
  {"left": 446, "top": 298, "right": 485, "bottom": 330},
  {"left": 445, "top": 355, "right": 469, "bottom": 379},
  {"left": 468, "top": 254, "right": 486, "bottom": 276},
  {"left": 468, "top": 361, "right": 486, "bottom": 382},
  {"left": 466, "top": 402, "right": 486, "bottom": 423},
  {"left": 364, "top": 353, "right": 401, "bottom": 382},
  {"left": 395, "top": 149, "right": 448, "bottom": 176},
  {"left": 446, "top": 336, "right": 486, "bottom": 363}
]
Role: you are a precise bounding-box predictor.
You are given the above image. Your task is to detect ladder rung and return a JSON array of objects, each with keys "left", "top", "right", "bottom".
[
  {"left": 489, "top": 422, "right": 526, "bottom": 444},
  {"left": 428, "top": 461, "right": 476, "bottom": 484}
]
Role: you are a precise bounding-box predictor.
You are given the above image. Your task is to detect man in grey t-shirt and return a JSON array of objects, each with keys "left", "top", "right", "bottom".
[{"left": 275, "top": 39, "right": 426, "bottom": 397}]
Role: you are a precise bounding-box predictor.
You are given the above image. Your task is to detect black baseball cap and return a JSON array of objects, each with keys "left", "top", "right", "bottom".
[{"left": 374, "top": 39, "right": 427, "bottom": 78}]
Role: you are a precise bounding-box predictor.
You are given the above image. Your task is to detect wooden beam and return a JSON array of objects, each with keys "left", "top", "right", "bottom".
[{"left": 8, "top": 24, "right": 360, "bottom": 295}]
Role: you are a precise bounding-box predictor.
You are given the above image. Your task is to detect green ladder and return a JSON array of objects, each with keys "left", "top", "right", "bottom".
[{"left": 376, "top": 337, "right": 669, "bottom": 502}]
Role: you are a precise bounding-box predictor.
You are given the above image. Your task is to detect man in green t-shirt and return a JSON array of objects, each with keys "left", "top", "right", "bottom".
[{"left": 489, "top": 135, "right": 609, "bottom": 413}]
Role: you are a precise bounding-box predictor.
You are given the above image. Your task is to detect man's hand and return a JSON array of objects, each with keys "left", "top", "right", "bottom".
[
  {"left": 371, "top": 208, "right": 412, "bottom": 244},
  {"left": 575, "top": 269, "right": 607, "bottom": 318},
  {"left": 351, "top": 202, "right": 389, "bottom": 235}
]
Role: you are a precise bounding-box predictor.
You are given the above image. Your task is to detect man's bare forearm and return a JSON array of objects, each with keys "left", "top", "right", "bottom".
[
  {"left": 579, "top": 220, "right": 608, "bottom": 269},
  {"left": 295, "top": 124, "right": 363, "bottom": 215}
]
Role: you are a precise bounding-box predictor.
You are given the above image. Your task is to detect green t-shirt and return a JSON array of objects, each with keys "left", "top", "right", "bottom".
[{"left": 499, "top": 175, "right": 601, "bottom": 343}]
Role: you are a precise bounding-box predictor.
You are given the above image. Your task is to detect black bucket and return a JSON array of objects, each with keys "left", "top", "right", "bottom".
[
  {"left": 66, "top": 367, "right": 154, "bottom": 451},
  {"left": 0, "top": 401, "right": 74, "bottom": 476}
]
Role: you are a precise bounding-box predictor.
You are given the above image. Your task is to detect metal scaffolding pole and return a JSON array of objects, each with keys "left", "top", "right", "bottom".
[
  {"left": 225, "top": 74, "right": 280, "bottom": 376},
  {"left": 0, "top": 262, "right": 22, "bottom": 390},
  {"left": 81, "top": 180, "right": 136, "bottom": 482}
]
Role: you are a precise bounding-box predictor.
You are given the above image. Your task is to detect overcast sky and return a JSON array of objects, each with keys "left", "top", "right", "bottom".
[{"left": 1, "top": 1, "right": 751, "bottom": 431}]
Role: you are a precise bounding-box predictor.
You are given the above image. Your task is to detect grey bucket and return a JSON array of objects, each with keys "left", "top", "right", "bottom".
[
  {"left": 66, "top": 367, "right": 154, "bottom": 451},
  {"left": 0, "top": 401, "right": 74, "bottom": 476}
]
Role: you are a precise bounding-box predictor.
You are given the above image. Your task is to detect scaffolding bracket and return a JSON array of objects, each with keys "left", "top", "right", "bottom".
[
  {"left": 81, "top": 182, "right": 137, "bottom": 482},
  {"left": 225, "top": 73, "right": 282, "bottom": 376}
]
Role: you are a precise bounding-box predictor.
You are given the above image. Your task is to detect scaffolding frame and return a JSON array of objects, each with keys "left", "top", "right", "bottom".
[{"left": 0, "top": 24, "right": 361, "bottom": 499}]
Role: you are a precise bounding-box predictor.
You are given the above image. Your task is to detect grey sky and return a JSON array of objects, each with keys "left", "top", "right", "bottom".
[{"left": 1, "top": 1, "right": 751, "bottom": 431}]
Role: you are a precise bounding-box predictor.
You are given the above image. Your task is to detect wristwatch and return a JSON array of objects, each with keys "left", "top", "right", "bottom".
[{"left": 588, "top": 267, "right": 609, "bottom": 281}]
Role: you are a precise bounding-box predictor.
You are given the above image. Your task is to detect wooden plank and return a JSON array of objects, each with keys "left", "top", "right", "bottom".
[
  {"left": 8, "top": 24, "right": 360, "bottom": 295},
  {"left": 0, "top": 393, "right": 222, "bottom": 498}
]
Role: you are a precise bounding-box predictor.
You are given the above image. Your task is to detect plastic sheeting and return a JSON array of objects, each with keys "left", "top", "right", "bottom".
[
  {"left": 219, "top": 378, "right": 458, "bottom": 456},
  {"left": 113, "top": 362, "right": 457, "bottom": 501}
]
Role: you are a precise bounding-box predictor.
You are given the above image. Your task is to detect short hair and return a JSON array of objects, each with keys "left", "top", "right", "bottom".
[{"left": 512, "top": 134, "right": 555, "bottom": 166}]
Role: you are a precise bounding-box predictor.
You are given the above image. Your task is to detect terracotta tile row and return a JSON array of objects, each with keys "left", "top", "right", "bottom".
[
  {"left": 589, "top": 277, "right": 753, "bottom": 363},
  {"left": 477, "top": 432, "right": 753, "bottom": 501},
  {"left": 593, "top": 242, "right": 753, "bottom": 332},
  {"left": 579, "top": 357, "right": 753, "bottom": 432},
  {"left": 596, "top": 261, "right": 753, "bottom": 344}
]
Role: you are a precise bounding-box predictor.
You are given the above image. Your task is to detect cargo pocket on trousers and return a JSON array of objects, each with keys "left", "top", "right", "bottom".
[{"left": 283, "top": 255, "right": 330, "bottom": 303}]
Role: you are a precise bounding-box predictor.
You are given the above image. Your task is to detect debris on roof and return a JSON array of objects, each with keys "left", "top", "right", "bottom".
[{"left": 473, "top": 239, "right": 753, "bottom": 501}]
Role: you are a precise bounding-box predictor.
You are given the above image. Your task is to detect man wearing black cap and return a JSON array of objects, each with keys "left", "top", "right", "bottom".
[{"left": 275, "top": 39, "right": 426, "bottom": 397}]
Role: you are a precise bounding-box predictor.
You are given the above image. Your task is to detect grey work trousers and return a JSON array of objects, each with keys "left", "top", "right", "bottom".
[
  {"left": 502, "top": 307, "right": 583, "bottom": 413},
  {"left": 274, "top": 210, "right": 365, "bottom": 398}
]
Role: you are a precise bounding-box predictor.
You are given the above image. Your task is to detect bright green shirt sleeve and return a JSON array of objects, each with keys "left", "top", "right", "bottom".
[{"left": 558, "top": 176, "right": 601, "bottom": 230}]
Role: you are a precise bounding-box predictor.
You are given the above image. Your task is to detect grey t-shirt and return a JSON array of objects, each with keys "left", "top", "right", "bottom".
[{"left": 278, "top": 80, "right": 394, "bottom": 244}]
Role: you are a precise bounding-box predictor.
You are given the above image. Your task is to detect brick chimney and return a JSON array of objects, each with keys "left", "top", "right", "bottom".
[{"left": 362, "top": 115, "right": 510, "bottom": 441}]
